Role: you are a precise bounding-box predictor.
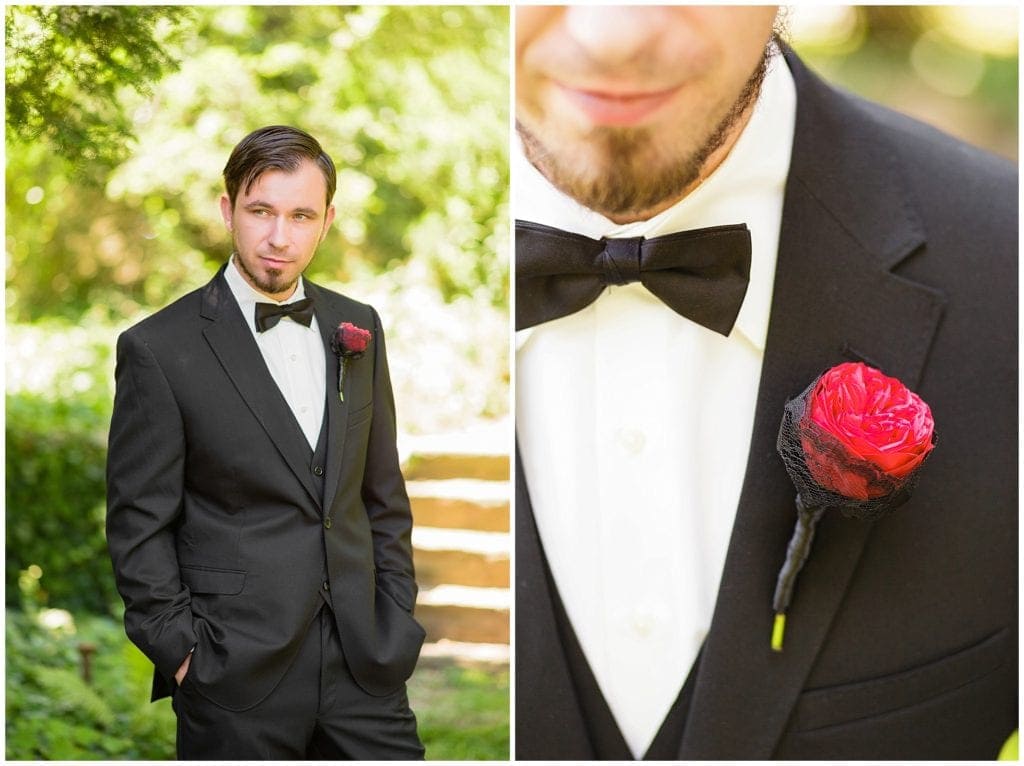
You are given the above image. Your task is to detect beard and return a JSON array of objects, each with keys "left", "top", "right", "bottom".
[
  {"left": 233, "top": 249, "right": 298, "bottom": 298},
  {"left": 518, "top": 43, "right": 774, "bottom": 221}
]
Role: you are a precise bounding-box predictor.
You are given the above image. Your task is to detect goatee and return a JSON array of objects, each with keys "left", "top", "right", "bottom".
[
  {"left": 519, "top": 44, "right": 774, "bottom": 221},
  {"left": 234, "top": 251, "right": 297, "bottom": 298}
]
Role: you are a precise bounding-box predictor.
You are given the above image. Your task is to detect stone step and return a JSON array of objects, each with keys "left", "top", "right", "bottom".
[
  {"left": 400, "top": 425, "right": 510, "bottom": 482},
  {"left": 415, "top": 585, "right": 510, "bottom": 644},
  {"left": 404, "top": 452, "right": 509, "bottom": 482},
  {"left": 412, "top": 527, "right": 509, "bottom": 589},
  {"left": 408, "top": 479, "right": 509, "bottom": 532},
  {"left": 398, "top": 424, "right": 511, "bottom": 648},
  {"left": 419, "top": 640, "right": 510, "bottom": 666}
]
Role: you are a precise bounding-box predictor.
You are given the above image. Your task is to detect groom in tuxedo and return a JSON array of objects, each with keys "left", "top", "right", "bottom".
[
  {"left": 107, "top": 125, "right": 425, "bottom": 759},
  {"left": 515, "top": 7, "right": 1016, "bottom": 760}
]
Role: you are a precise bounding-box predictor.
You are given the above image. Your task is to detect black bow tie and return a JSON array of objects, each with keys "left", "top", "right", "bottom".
[
  {"left": 516, "top": 220, "right": 751, "bottom": 333},
  {"left": 254, "top": 297, "right": 315, "bottom": 332}
]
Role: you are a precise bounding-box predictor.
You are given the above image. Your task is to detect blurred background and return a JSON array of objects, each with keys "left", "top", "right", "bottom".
[
  {"left": 6, "top": 5, "right": 509, "bottom": 759},
  {"left": 4, "top": 4, "right": 1019, "bottom": 761},
  {"left": 788, "top": 5, "right": 1017, "bottom": 159}
]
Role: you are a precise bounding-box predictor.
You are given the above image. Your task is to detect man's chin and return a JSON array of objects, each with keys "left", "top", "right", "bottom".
[
  {"left": 524, "top": 128, "right": 692, "bottom": 221},
  {"left": 250, "top": 270, "right": 298, "bottom": 300},
  {"left": 262, "top": 278, "right": 297, "bottom": 297}
]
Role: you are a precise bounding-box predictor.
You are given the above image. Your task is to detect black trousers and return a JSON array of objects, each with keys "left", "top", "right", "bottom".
[{"left": 173, "top": 605, "right": 424, "bottom": 760}]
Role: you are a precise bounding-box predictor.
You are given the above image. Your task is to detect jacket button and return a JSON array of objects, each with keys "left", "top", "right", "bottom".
[
  {"left": 324, "top": 517, "right": 332, "bottom": 529},
  {"left": 322, "top": 581, "right": 330, "bottom": 591},
  {"left": 312, "top": 465, "right": 324, "bottom": 476}
]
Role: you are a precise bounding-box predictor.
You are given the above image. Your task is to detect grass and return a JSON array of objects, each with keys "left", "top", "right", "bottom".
[
  {"left": 7, "top": 607, "right": 509, "bottom": 760},
  {"left": 409, "top": 660, "right": 510, "bottom": 760}
]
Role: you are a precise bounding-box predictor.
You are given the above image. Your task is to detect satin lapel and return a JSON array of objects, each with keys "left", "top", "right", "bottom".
[
  {"left": 680, "top": 50, "right": 946, "bottom": 759},
  {"left": 307, "top": 282, "right": 349, "bottom": 514},
  {"left": 200, "top": 268, "right": 322, "bottom": 510}
]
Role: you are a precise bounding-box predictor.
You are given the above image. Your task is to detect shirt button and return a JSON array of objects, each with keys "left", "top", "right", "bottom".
[
  {"left": 312, "top": 465, "right": 324, "bottom": 476},
  {"left": 631, "top": 607, "right": 655, "bottom": 637},
  {"left": 617, "top": 428, "right": 646, "bottom": 455},
  {"left": 290, "top": 354, "right": 297, "bottom": 362},
  {"left": 324, "top": 517, "right": 333, "bottom": 529},
  {"left": 632, "top": 617, "right": 652, "bottom": 637},
  {"left": 300, "top": 406, "right": 308, "bottom": 413}
]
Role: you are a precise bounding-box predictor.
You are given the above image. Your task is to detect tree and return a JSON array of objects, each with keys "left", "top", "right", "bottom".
[{"left": 6, "top": 6, "right": 193, "bottom": 172}]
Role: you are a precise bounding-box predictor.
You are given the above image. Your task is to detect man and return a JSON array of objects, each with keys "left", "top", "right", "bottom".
[
  {"left": 107, "top": 125, "right": 425, "bottom": 759},
  {"left": 515, "top": 7, "right": 1016, "bottom": 760}
]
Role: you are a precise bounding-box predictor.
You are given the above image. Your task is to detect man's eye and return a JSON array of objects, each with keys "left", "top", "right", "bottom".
[
  {"left": 252, "top": 209, "right": 270, "bottom": 217},
  {"left": 294, "top": 214, "right": 309, "bottom": 221}
]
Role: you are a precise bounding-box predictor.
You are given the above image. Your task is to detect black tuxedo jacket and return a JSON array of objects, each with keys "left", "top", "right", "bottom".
[
  {"left": 107, "top": 266, "right": 424, "bottom": 711},
  {"left": 515, "top": 49, "right": 1017, "bottom": 759}
]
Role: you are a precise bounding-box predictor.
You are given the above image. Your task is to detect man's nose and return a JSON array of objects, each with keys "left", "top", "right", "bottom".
[
  {"left": 267, "top": 216, "right": 290, "bottom": 249},
  {"left": 562, "top": 7, "right": 669, "bottom": 68}
]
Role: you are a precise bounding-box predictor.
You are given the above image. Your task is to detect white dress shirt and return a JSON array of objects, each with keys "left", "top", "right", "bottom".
[
  {"left": 224, "top": 256, "right": 326, "bottom": 450},
  {"left": 516, "top": 53, "right": 797, "bottom": 757}
]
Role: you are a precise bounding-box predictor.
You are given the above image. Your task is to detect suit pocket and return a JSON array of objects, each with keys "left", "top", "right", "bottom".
[
  {"left": 377, "top": 584, "right": 426, "bottom": 636},
  {"left": 789, "top": 626, "right": 1012, "bottom": 733},
  {"left": 376, "top": 570, "right": 417, "bottom": 612},
  {"left": 347, "top": 400, "right": 373, "bottom": 428},
  {"left": 180, "top": 564, "right": 247, "bottom": 595}
]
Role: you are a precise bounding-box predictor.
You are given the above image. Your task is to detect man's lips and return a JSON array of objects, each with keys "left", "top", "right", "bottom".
[
  {"left": 259, "top": 255, "right": 291, "bottom": 267},
  {"left": 555, "top": 82, "right": 680, "bottom": 126}
]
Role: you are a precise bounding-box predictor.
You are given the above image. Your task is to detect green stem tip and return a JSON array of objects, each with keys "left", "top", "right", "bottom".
[{"left": 771, "top": 612, "right": 786, "bottom": 652}]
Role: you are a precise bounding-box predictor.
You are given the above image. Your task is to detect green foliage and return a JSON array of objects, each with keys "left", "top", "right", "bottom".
[
  {"left": 5, "top": 6, "right": 192, "bottom": 171},
  {"left": 790, "top": 6, "right": 1017, "bottom": 161},
  {"left": 6, "top": 608, "right": 176, "bottom": 760},
  {"left": 410, "top": 663, "right": 510, "bottom": 760},
  {"left": 6, "top": 320, "right": 118, "bottom": 614},
  {"left": 998, "top": 730, "right": 1019, "bottom": 760},
  {"left": 6, "top": 392, "right": 115, "bottom": 613}
]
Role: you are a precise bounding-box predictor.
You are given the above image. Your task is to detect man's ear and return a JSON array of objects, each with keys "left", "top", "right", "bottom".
[
  {"left": 320, "top": 204, "right": 337, "bottom": 242},
  {"left": 219, "top": 194, "right": 234, "bottom": 231}
]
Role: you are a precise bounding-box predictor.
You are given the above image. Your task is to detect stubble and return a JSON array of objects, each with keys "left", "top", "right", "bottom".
[{"left": 518, "top": 43, "right": 775, "bottom": 222}]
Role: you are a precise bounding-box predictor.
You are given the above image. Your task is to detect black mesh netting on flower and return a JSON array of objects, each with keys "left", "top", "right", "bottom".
[{"left": 775, "top": 377, "right": 924, "bottom": 523}]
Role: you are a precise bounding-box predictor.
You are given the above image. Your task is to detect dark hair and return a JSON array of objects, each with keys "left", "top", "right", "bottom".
[{"left": 223, "top": 125, "right": 336, "bottom": 209}]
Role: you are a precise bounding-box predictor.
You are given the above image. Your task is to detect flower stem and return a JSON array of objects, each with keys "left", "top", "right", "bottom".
[
  {"left": 771, "top": 495, "right": 826, "bottom": 651},
  {"left": 771, "top": 613, "right": 787, "bottom": 652}
]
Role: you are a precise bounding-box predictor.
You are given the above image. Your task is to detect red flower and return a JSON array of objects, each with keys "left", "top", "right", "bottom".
[
  {"left": 771, "top": 362, "right": 937, "bottom": 650},
  {"left": 800, "top": 362, "right": 935, "bottom": 500},
  {"left": 332, "top": 322, "right": 371, "bottom": 358},
  {"left": 330, "top": 322, "right": 371, "bottom": 402}
]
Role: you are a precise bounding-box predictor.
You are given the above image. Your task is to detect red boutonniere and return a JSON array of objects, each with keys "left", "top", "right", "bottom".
[
  {"left": 330, "top": 322, "right": 371, "bottom": 402},
  {"left": 772, "top": 362, "right": 936, "bottom": 651}
]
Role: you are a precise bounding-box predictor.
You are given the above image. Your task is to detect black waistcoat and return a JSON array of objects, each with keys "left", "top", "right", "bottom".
[
  {"left": 543, "top": 536, "right": 702, "bottom": 760},
  {"left": 305, "top": 408, "right": 332, "bottom": 609}
]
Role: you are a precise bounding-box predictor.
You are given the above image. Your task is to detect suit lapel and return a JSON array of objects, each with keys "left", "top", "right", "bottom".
[
  {"left": 200, "top": 266, "right": 322, "bottom": 510},
  {"left": 679, "top": 50, "right": 946, "bottom": 758},
  {"left": 306, "top": 281, "right": 350, "bottom": 514}
]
